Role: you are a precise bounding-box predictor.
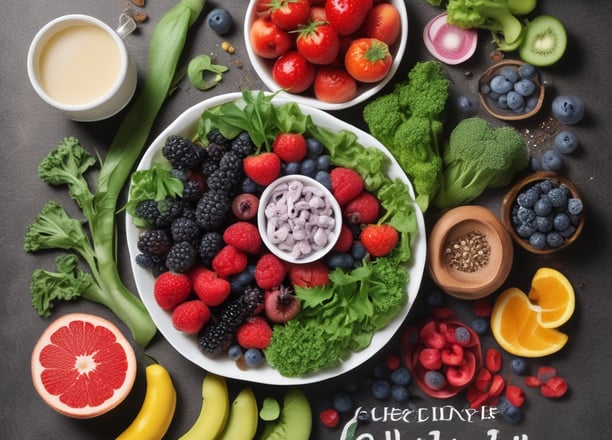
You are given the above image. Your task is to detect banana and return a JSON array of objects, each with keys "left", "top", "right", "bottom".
[
  {"left": 178, "top": 373, "right": 230, "bottom": 440},
  {"left": 217, "top": 387, "right": 259, "bottom": 440},
  {"left": 116, "top": 363, "right": 176, "bottom": 440},
  {"left": 260, "top": 388, "right": 312, "bottom": 440}
]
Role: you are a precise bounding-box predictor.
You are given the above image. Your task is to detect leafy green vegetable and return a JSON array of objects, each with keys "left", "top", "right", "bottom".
[
  {"left": 24, "top": 0, "right": 205, "bottom": 348},
  {"left": 187, "top": 54, "right": 229, "bottom": 90},
  {"left": 363, "top": 61, "right": 450, "bottom": 211},
  {"left": 434, "top": 117, "right": 529, "bottom": 210}
]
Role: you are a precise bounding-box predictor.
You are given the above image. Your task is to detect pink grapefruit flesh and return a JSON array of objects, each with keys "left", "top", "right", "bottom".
[{"left": 31, "top": 313, "right": 137, "bottom": 419}]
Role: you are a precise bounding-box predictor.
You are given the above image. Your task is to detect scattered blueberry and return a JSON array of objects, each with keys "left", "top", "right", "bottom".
[
  {"left": 350, "top": 242, "right": 367, "bottom": 260},
  {"left": 372, "top": 379, "right": 392, "bottom": 399},
  {"left": 540, "top": 150, "right": 564, "bottom": 172},
  {"left": 372, "top": 362, "right": 389, "bottom": 379},
  {"left": 391, "top": 385, "right": 411, "bottom": 402},
  {"left": 567, "top": 198, "right": 583, "bottom": 215},
  {"left": 500, "top": 400, "right": 524, "bottom": 425},
  {"left": 426, "top": 290, "right": 446, "bottom": 307},
  {"left": 510, "top": 357, "right": 528, "bottom": 375},
  {"left": 244, "top": 348, "right": 265, "bottom": 367},
  {"left": 457, "top": 95, "right": 474, "bottom": 113},
  {"left": 471, "top": 317, "right": 489, "bottom": 335},
  {"left": 332, "top": 391, "right": 354, "bottom": 413},
  {"left": 207, "top": 8, "right": 233, "bottom": 34},
  {"left": 552, "top": 95, "right": 585, "bottom": 125},
  {"left": 454, "top": 326, "right": 471, "bottom": 346},
  {"left": 553, "top": 130, "right": 578, "bottom": 154},
  {"left": 326, "top": 252, "right": 354, "bottom": 271},
  {"left": 390, "top": 367, "right": 411, "bottom": 386},
  {"left": 228, "top": 344, "right": 243, "bottom": 361},
  {"left": 424, "top": 371, "right": 447, "bottom": 390},
  {"left": 240, "top": 177, "right": 258, "bottom": 193}
]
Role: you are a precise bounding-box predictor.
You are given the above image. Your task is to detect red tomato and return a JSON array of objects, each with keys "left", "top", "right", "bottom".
[
  {"left": 272, "top": 51, "right": 316, "bottom": 93},
  {"left": 361, "top": 3, "right": 401, "bottom": 46},
  {"left": 325, "top": 0, "right": 373, "bottom": 35},
  {"left": 270, "top": 0, "right": 311, "bottom": 31},
  {"left": 250, "top": 18, "right": 294, "bottom": 59},
  {"left": 314, "top": 66, "right": 357, "bottom": 103},
  {"left": 309, "top": 6, "right": 326, "bottom": 22},
  {"left": 296, "top": 22, "right": 340, "bottom": 65},
  {"left": 344, "top": 37, "right": 392, "bottom": 83},
  {"left": 254, "top": 0, "right": 272, "bottom": 17}
]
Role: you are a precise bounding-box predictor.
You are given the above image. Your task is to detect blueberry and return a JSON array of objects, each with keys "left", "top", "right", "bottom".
[
  {"left": 283, "top": 161, "right": 301, "bottom": 175},
  {"left": 332, "top": 391, "right": 353, "bottom": 413},
  {"left": 567, "top": 198, "right": 583, "bottom": 215},
  {"left": 552, "top": 95, "right": 585, "bottom": 125},
  {"left": 391, "top": 385, "right": 411, "bottom": 402},
  {"left": 240, "top": 177, "right": 258, "bottom": 193},
  {"left": 546, "top": 231, "right": 565, "bottom": 248},
  {"left": 524, "top": 96, "right": 539, "bottom": 113},
  {"left": 372, "top": 379, "right": 392, "bottom": 399},
  {"left": 471, "top": 318, "right": 489, "bottom": 335},
  {"left": 454, "top": 326, "right": 471, "bottom": 346},
  {"left": 207, "top": 8, "right": 233, "bottom": 34},
  {"left": 560, "top": 225, "right": 577, "bottom": 238},
  {"left": 300, "top": 158, "right": 317, "bottom": 176},
  {"left": 490, "top": 75, "right": 514, "bottom": 94},
  {"left": 426, "top": 290, "right": 446, "bottom": 307},
  {"left": 372, "top": 362, "right": 389, "bottom": 379},
  {"left": 500, "top": 401, "right": 523, "bottom": 425},
  {"left": 350, "top": 241, "right": 367, "bottom": 260},
  {"left": 506, "top": 91, "right": 525, "bottom": 111},
  {"left": 227, "top": 344, "right": 243, "bottom": 361},
  {"left": 529, "top": 231, "right": 547, "bottom": 249},
  {"left": 496, "top": 94, "right": 509, "bottom": 109},
  {"left": 390, "top": 366, "right": 411, "bottom": 386},
  {"left": 536, "top": 215, "right": 553, "bottom": 233},
  {"left": 517, "top": 189, "right": 539, "bottom": 208},
  {"left": 314, "top": 170, "right": 331, "bottom": 189},
  {"left": 517, "top": 206, "right": 536, "bottom": 224},
  {"left": 317, "top": 154, "right": 331, "bottom": 171},
  {"left": 541, "top": 150, "right": 564, "bottom": 172},
  {"left": 480, "top": 83, "right": 491, "bottom": 95},
  {"left": 306, "top": 138, "right": 324, "bottom": 157},
  {"left": 424, "top": 371, "right": 447, "bottom": 390},
  {"left": 539, "top": 179, "right": 553, "bottom": 193},
  {"left": 326, "top": 252, "right": 354, "bottom": 271},
  {"left": 553, "top": 130, "right": 578, "bottom": 154},
  {"left": 519, "top": 63, "right": 537, "bottom": 79},
  {"left": 510, "top": 357, "right": 528, "bottom": 375},
  {"left": 514, "top": 79, "right": 536, "bottom": 97},
  {"left": 529, "top": 155, "right": 543, "bottom": 171},
  {"left": 244, "top": 348, "right": 265, "bottom": 367},
  {"left": 553, "top": 212, "right": 571, "bottom": 231},
  {"left": 516, "top": 223, "right": 536, "bottom": 238},
  {"left": 534, "top": 196, "right": 553, "bottom": 216},
  {"left": 548, "top": 187, "right": 568, "bottom": 207},
  {"left": 457, "top": 95, "right": 474, "bottom": 113},
  {"left": 500, "top": 66, "right": 520, "bottom": 83}
]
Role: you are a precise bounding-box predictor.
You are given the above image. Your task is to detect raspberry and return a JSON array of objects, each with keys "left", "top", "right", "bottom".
[
  {"left": 172, "top": 300, "right": 211, "bottom": 333},
  {"left": 212, "top": 245, "right": 248, "bottom": 278},
  {"left": 153, "top": 271, "right": 192, "bottom": 311},
  {"left": 342, "top": 191, "right": 381, "bottom": 225},
  {"left": 540, "top": 376, "right": 568, "bottom": 398},
  {"left": 222, "top": 221, "right": 262, "bottom": 255},
  {"left": 441, "top": 344, "right": 464, "bottom": 366},
  {"left": 254, "top": 253, "right": 287, "bottom": 290},
  {"left": 236, "top": 316, "right": 273, "bottom": 349},
  {"left": 319, "top": 408, "right": 340, "bottom": 428},
  {"left": 524, "top": 376, "right": 542, "bottom": 387},
  {"left": 193, "top": 268, "right": 231, "bottom": 306},
  {"left": 505, "top": 385, "right": 526, "bottom": 407},
  {"left": 330, "top": 167, "right": 364, "bottom": 205},
  {"left": 272, "top": 132, "right": 308, "bottom": 163}
]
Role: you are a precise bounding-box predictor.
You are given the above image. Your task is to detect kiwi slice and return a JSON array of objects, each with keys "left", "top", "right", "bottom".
[{"left": 519, "top": 15, "right": 567, "bottom": 66}]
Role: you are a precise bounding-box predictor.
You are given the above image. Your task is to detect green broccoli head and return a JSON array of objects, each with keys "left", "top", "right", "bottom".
[
  {"left": 446, "top": 0, "right": 525, "bottom": 46},
  {"left": 397, "top": 61, "right": 450, "bottom": 118},
  {"left": 362, "top": 93, "right": 404, "bottom": 148},
  {"left": 434, "top": 117, "right": 529, "bottom": 210}
]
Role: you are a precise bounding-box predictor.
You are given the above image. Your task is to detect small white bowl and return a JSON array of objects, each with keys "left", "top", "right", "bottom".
[
  {"left": 244, "top": 0, "right": 409, "bottom": 110},
  {"left": 258, "top": 174, "right": 342, "bottom": 264}
]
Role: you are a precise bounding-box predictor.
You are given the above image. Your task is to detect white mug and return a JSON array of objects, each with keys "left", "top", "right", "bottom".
[{"left": 27, "top": 14, "right": 137, "bottom": 122}]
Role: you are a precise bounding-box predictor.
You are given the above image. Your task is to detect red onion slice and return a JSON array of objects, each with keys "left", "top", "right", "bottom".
[{"left": 423, "top": 13, "right": 478, "bottom": 65}]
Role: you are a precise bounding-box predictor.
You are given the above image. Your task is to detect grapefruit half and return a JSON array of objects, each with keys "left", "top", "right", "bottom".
[{"left": 31, "top": 313, "right": 137, "bottom": 419}]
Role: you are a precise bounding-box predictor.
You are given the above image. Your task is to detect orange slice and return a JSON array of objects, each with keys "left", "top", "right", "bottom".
[{"left": 528, "top": 267, "right": 575, "bottom": 328}]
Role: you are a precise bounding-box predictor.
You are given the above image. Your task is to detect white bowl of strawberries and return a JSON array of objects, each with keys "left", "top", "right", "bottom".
[{"left": 245, "top": 0, "right": 408, "bottom": 110}]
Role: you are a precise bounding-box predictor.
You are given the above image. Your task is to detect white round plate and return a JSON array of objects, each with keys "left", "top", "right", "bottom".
[{"left": 125, "top": 92, "right": 426, "bottom": 385}]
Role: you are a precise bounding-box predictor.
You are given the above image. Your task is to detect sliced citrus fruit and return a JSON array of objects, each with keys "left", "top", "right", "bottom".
[
  {"left": 528, "top": 267, "right": 575, "bottom": 328},
  {"left": 31, "top": 313, "right": 137, "bottom": 419},
  {"left": 491, "top": 287, "right": 569, "bottom": 358}
]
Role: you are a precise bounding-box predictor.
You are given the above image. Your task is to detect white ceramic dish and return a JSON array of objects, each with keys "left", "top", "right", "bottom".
[
  {"left": 125, "top": 92, "right": 426, "bottom": 385},
  {"left": 243, "top": 0, "right": 409, "bottom": 111}
]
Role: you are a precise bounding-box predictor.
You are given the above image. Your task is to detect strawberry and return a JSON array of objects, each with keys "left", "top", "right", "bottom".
[
  {"left": 243, "top": 152, "right": 281, "bottom": 186},
  {"left": 536, "top": 365, "right": 557, "bottom": 383},
  {"left": 171, "top": 300, "right": 211, "bottom": 334},
  {"left": 505, "top": 385, "right": 526, "bottom": 407},
  {"left": 359, "top": 224, "right": 399, "bottom": 257},
  {"left": 272, "top": 132, "right": 308, "bottom": 163},
  {"left": 288, "top": 261, "right": 330, "bottom": 287},
  {"left": 192, "top": 268, "right": 231, "bottom": 306},
  {"left": 212, "top": 245, "right": 248, "bottom": 278},
  {"left": 330, "top": 167, "right": 364, "bottom": 205},
  {"left": 418, "top": 347, "right": 442, "bottom": 371},
  {"left": 236, "top": 316, "right": 273, "bottom": 349},
  {"left": 325, "top": 0, "right": 374, "bottom": 36},
  {"left": 485, "top": 348, "right": 502, "bottom": 373},
  {"left": 487, "top": 374, "right": 506, "bottom": 397},
  {"left": 342, "top": 191, "right": 380, "bottom": 225},
  {"left": 540, "top": 376, "right": 568, "bottom": 398},
  {"left": 254, "top": 253, "right": 287, "bottom": 290},
  {"left": 264, "top": 284, "right": 301, "bottom": 323},
  {"left": 223, "top": 221, "right": 262, "bottom": 255},
  {"left": 153, "top": 271, "right": 192, "bottom": 311}
]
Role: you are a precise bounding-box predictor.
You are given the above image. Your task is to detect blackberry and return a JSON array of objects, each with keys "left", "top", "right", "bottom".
[
  {"left": 205, "top": 142, "right": 226, "bottom": 162},
  {"left": 219, "top": 150, "right": 243, "bottom": 172},
  {"left": 182, "top": 180, "right": 204, "bottom": 205},
  {"left": 200, "top": 158, "right": 218, "bottom": 177},
  {"left": 135, "top": 253, "right": 165, "bottom": 270},
  {"left": 137, "top": 229, "right": 172, "bottom": 256},
  {"left": 195, "top": 190, "right": 230, "bottom": 231},
  {"left": 165, "top": 241, "right": 197, "bottom": 273},
  {"left": 199, "top": 231, "right": 224, "bottom": 265},
  {"left": 162, "top": 135, "right": 205, "bottom": 170},
  {"left": 231, "top": 132, "right": 255, "bottom": 158},
  {"left": 134, "top": 199, "right": 160, "bottom": 226},
  {"left": 241, "top": 285, "right": 264, "bottom": 314},
  {"left": 206, "top": 167, "right": 241, "bottom": 193},
  {"left": 170, "top": 217, "right": 201, "bottom": 244},
  {"left": 206, "top": 128, "right": 232, "bottom": 148},
  {"left": 155, "top": 198, "right": 184, "bottom": 228}
]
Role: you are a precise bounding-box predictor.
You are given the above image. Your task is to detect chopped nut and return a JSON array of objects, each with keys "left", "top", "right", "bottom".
[
  {"left": 133, "top": 11, "right": 148, "bottom": 23},
  {"left": 221, "top": 41, "right": 235, "bottom": 54},
  {"left": 444, "top": 230, "right": 491, "bottom": 273}
]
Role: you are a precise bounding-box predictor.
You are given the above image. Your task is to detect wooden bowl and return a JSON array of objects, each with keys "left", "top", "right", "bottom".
[
  {"left": 501, "top": 171, "right": 585, "bottom": 254},
  {"left": 478, "top": 60, "right": 545, "bottom": 121},
  {"left": 428, "top": 206, "right": 514, "bottom": 300}
]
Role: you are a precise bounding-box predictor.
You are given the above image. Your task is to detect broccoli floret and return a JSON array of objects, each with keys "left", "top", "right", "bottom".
[
  {"left": 363, "top": 61, "right": 450, "bottom": 212},
  {"left": 434, "top": 117, "right": 529, "bottom": 211},
  {"left": 445, "top": 0, "right": 527, "bottom": 47}
]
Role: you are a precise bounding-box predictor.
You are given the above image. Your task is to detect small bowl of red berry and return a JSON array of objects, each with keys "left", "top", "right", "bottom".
[
  {"left": 258, "top": 174, "right": 342, "bottom": 264},
  {"left": 244, "top": 0, "right": 409, "bottom": 110}
]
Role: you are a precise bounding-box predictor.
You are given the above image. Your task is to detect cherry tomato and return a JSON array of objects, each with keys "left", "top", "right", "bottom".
[
  {"left": 344, "top": 37, "right": 392, "bottom": 83},
  {"left": 254, "top": 0, "right": 272, "bottom": 17},
  {"left": 250, "top": 17, "right": 294, "bottom": 59},
  {"left": 325, "top": 0, "right": 373, "bottom": 35},
  {"left": 361, "top": 2, "right": 402, "bottom": 46},
  {"left": 270, "top": 0, "right": 311, "bottom": 31},
  {"left": 272, "top": 51, "right": 316, "bottom": 93},
  {"left": 314, "top": 66, "right": 357, "bottom": 103},
  {"left": 296, "top": 22, "right": 340, "bottom": 65}
]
